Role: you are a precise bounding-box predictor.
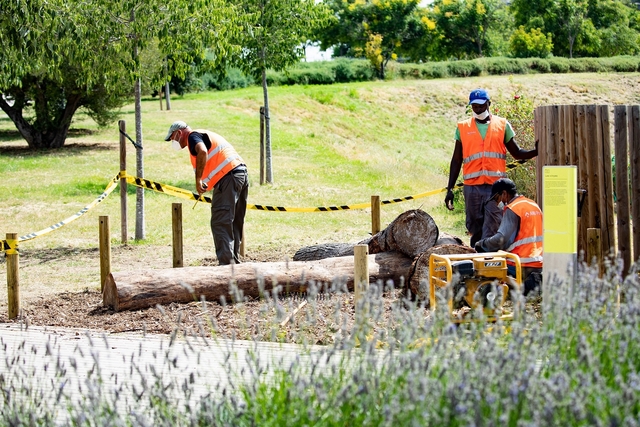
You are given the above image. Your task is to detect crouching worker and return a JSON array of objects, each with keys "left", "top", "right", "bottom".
[{"left": 474, "top": 178, "right": 543, "bottom": 296}]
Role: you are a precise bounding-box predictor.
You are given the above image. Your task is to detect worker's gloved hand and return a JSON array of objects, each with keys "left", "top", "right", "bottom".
[
  {"left": 474, "top": 240, "right": 485, "bottom": 253},
  {"left": 445, "top": 189, "right": 455, "bottom": 211}
]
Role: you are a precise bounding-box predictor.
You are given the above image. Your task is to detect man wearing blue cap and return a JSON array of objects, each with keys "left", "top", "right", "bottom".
[{"left": 444, "top": 88, "right": 538, "bottom": 247}]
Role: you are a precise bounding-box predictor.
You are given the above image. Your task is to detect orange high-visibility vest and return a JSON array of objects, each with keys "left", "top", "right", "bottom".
[
  {"left": 458, "top": 116, "right": 507, "bottom": 186},
  {"left": 506, "top": 196, "right": 543, "bottom": 268},
  {"left": 189, "top": 130, "right": 244, "bottom": 188}
]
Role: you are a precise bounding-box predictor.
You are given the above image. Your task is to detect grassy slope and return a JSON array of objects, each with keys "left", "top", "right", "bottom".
[{"left": 1, "top": 72, "right": 639, "bottom": 302}]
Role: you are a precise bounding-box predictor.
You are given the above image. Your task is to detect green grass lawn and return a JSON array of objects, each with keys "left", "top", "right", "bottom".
[{"left": 1, "top": 72, "right": 639, "bottom": 299}]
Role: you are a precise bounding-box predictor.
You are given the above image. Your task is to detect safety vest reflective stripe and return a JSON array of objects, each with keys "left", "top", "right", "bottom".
[
  {"left": 463, "top": 170, "right": 507, "bottom": 180},
  {"left": 507, "top": 235, "right": 543, "bottom": 252},
  {"left": 518, "top": 256, "right": 544, "bottom": 264},
  {"left": 458, "top": 116, "right": 507, "bottom": 186},
  {"left": 203, "top": 154, "right": 242, "bottom": 184},
  {"left": 189, "top": 130, "right": 243, "bottom": 188},
  {"left": 463, "top": 151, "right": 507, "bottom": 163}
]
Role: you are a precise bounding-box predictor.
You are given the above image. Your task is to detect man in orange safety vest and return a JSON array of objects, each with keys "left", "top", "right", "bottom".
[
  {"left": 475, "top": 178, "right": 543, "bottom": 296},
  {"left": 445, "top": 89, "right": 538, "bottom": 247},
  {"left": 166, "top": 121, "right": 248, "bottom": 265}
]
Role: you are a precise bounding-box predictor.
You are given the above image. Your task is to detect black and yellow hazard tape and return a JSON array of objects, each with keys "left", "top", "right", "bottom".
[
  {"left": 0, "top": 174, "right": 120, "bottom": 253},
  {"left": 1, "top": 160, "right": 528, "bottom": 252}
]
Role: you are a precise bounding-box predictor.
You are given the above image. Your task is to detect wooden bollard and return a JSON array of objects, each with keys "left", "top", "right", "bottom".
[
  {"left": 6, "top": 233, "right": 20, "bottom": 320},
  {"left": 371, "top": 195, "right": 381, "bottom": 235},
  {"left": 354, "top": 244, "right": 369, "bottom": 315},
  {"left": 172, "top": 203, "right": 183, "bottom": 268},
  {"left": 587, "top": 228, "right": 602, "bottom": 276},
  {"left": 99, "top": 216, "right": 111, "bottom": 292}
]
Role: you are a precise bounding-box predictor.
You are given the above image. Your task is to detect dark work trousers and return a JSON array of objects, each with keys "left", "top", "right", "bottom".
[
  {"left": 463, "top": 183, "right": 503, "bottom": 247},
  {"left": 210, "top": 167, "right": 249, "bottom": 265}
]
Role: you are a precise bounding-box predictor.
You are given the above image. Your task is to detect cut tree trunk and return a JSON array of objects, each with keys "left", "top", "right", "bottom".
[
  {"left": 103, "top": 251, "right": 413, "bottom": 312},
  {"left": 293, "top": 209, "right": 439, "bottom": 261},
  {"left": 406, "top": 244, "right": 476, "bottom": 302}
]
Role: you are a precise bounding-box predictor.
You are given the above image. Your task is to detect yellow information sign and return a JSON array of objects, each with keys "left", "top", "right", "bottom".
[{"left": 543, "top": 166, "right": 577, "bottom": 254}]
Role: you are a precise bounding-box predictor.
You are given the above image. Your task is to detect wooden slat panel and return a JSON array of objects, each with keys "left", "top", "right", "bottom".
[{"left": 614, "top": 106, "right": 631, "bottom": 276}]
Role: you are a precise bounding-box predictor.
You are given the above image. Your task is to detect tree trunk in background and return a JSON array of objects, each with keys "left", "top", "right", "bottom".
[
  {"left": 134, "top": 44, "right": 145, "bottom": 240},
  {"left": 262, "top": 52, "right": 273, "bottom": 183},
  {"left": 103, "top": 251, "right": 413, "bottom": 312}
]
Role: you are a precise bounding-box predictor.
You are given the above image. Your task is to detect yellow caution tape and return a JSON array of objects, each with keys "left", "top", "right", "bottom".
[
  {"left": 0, "top": 174, "right": 120, "bottom": 252},
  {"left": 0, "top": 160, "right": 528, "bottom": 252}
]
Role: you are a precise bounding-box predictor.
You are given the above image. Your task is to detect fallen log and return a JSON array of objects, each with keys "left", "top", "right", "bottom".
[
  {"left": 103, "top": 251, "right": 413, "bottom": 312},
  {"left": 293, "top": 209, "right": 439, "bottom": 261},
  {"left": 406, "top": 244, "right": 476, "bottom": 302}
]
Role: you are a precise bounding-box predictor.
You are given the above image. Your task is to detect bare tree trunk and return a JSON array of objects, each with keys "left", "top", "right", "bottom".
[
  {"left": 134, "top": 43, "right": 145, "bottom": 240},
  {"left": 261, "top": 56, "right": 273, "bottom": 183},
  {"left": 103, "top": 251, "right": 413, "bottom": 311}
]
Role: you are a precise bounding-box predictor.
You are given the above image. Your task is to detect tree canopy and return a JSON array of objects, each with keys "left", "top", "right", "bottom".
[{"left": 0, "top": 0, "right": 235, "bottom": 149}]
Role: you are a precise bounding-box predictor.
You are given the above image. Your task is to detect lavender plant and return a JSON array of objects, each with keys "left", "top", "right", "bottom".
[{"left": 1, "top": 259, "right": 639, "bottom": 426}]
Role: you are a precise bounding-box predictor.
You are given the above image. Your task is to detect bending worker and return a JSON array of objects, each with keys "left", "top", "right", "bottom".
[
  {"left": 474, "top": 178, "right": 543, "bottom": 296},
  {"left": 165, "top": 121, "right": 249, "bottom": 265},
  {"left": 445, "top": 89, "right": 538, "bottom": 246}
]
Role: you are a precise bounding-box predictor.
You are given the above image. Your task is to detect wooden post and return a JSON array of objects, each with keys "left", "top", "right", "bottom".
[
  {"left": 597, "top": 105, "right": 615, "bottom": 262},
  {"left": 119, "top": 120, "right": 128, "bottom": 244},
  {"left": 371, "top": 195, "right": 381, "bottom": 235},
  {"left": 6, "top": 233, "right": 20, "bottom": 320},
  {"left": 240, "top": 237, "right": 246, "bottom": 258},
  {"left": 630, "top": 105, "right": 640, "bottom": 264},
  {"left": 354, "top": 244, "right": 369, "bottom": 315},
  {"left": 99, "top": 216, "right": 111, "bottom": 292},
  {"left": 172, "top": 203, "right": 183, "bottom": 268},
  {"left": 260, "top": 106, "right": 265, "bottom": 185},
  {"left": 587, "top": 228, "right": 602, "bottom": 275},
  {"left": 615, "top": 106, "right": 631, "bottom": 277}
]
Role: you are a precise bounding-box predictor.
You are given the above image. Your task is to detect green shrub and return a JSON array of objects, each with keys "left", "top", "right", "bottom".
[
  {"left": 423, "top": 62, "right": 449, "bottom": 78},
  {"left": 333, "top": 58, "right": 375, "bottom": 82},
  {"left": 529, "top": 58, "right": 551, "bottom": 73},
  {"left": 509, "top": 26, "right": 553, "bottom": 59},
  {"left": 447, "top": 60, "right": 483, "bottom": 77},
  {"left": 480, "top": 57, "right": 530, "bottom": 75},
  {"left": 548, "top": 57, "right": 571, "bottom": 73},
  {"left": 201, "top": 67, "right": 254, "bottom": 91},
  {"left": 606, "top": 56, "right": 640, "bottom": 72},
  {"left": 569, "top": 58, "right": 606, "bottom": 73}
]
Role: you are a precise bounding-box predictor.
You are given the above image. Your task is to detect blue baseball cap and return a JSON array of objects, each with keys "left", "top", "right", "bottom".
[{"left": 469, "top": 89, "right": 490, "bottom": 105}]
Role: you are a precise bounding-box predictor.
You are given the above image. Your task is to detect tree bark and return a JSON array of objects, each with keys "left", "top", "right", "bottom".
[{"left": 103, "top": 251, "right": 413, "bottom": 312}]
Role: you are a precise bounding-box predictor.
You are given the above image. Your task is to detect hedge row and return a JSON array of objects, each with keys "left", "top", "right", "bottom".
[{"left": 264, "top": 55, "right": 640, "bottom": 87}]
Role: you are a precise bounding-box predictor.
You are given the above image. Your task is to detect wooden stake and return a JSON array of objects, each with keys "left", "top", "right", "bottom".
[
  {"left": 6, "top": 233, "right": 20, "bottom": 320},
  {"left": 280, "top": 300, "right": 308, "bottom": 327},
  {"left": 240, "top": 236, "right": 246, "bottom": 258},
  {"left": 371, "top": 195, "right": 381, "bottom": 235},
  {"left": 119, "top": 120, "right": 128, "bottom": 244},
  {"left": 354, "top": 244, "right": 369, "bottom": 315},
  {"left": 172, "top": 203, "right": 183, "bottom": 268},
  {"left": 99, "top": 216, "right": 111, "bottom": 292}
]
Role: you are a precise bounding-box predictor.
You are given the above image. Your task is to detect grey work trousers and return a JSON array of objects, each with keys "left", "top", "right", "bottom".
[
  {"left": 210, "top": 167, "right": 249, "bottom": 265},
  {"left": 463, "top": 183, "right": 503, "bottom": 247}
]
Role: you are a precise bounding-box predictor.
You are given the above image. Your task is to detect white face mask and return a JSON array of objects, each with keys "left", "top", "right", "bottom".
[
  {"left": 473, "top": 110, "right": 490, "bottom": 120},
  {"left": 171, "top": 140, "right": 183, "bottom": 151},
  {"left": 497, "top": 201, "right": 505, "bottom": 210}
]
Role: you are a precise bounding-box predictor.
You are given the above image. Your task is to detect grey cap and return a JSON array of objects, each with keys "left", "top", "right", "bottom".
[{"left": 164, "top": 121, "right": 188, "bottom": 141}]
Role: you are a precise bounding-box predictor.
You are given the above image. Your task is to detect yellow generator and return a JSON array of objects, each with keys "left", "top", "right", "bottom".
[{"left": 428, "top": 251, "right": 522, "bottom": 321}]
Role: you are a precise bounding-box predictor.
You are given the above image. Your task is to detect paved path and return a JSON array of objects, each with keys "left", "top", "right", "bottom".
[{"left": 0, "top": 323, "right": 328, "bottom": 421}]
